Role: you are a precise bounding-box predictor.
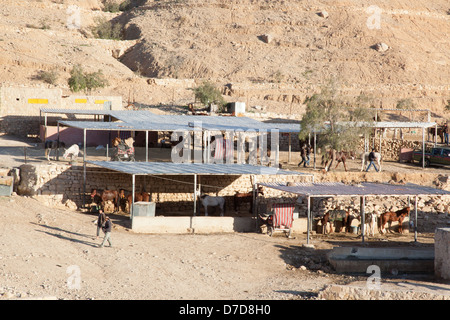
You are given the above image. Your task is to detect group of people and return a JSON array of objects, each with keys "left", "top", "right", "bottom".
[
  {"left": 297, "top": 144, "right": 380, "bottom": 172},
  {"left": 96, "top": 209, "right": 113, "bottom": 248}
]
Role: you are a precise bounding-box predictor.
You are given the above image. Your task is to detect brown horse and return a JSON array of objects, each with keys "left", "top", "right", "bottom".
[
  {"left": 379, "top": 207, "right": 410, "bottom": 234},
  {"left": 321, "top": 209, "right": 350, "bottom": 234},
  {"left": 234, "top": 186, "right": 264, "bottom": 213},
  {"left": 127, "top": 192, "right": 150, "bottom": 212},
  {"left": 90, "top": 189, "right": 119, "bottom": 213},
  {"left": 321, "top": 149, "right": 355, "bottom": 172}
]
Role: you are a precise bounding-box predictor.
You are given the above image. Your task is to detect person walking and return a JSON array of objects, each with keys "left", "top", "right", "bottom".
[
  {"left": 298, "top": 145, "right": 307, "bottom": 167},
  {"left": 99, "top": 216, "right": 113, "bottom": 248},
  {"left": 96, "top": 209, "right": 106, "bottom": 240},
  {"left": 305, "top": 144, "right": 311, "bottom": 167},
  {"left": 366, "top": 148, "right": 379, "bottom": 172},
  {"left": 444, "top": 122, "right": 449, "bottom": 145}
]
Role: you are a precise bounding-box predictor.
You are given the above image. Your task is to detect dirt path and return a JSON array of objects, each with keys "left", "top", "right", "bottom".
[
  {"left": 1, "top": 194, "right": 449, "bottom": 301},
  {"left": 1, "top": 135, "right": 450, "bottom": 301}
]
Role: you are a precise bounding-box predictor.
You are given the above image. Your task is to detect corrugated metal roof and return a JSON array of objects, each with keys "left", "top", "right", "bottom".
[
  {"left": 50, "top": 109, "right": 435, "bottom": 133},
  {"left": 87, "top": 161, "right": 312, "bottom": 176},
  {"left": 259, "top": 182, "right": 450, "bottom": 197},
  {"left": 339, "top": 121, "right": 437, "bottom": 129},
  {"left": 59, "top": 120, "right": 194, "bottom": 132}
]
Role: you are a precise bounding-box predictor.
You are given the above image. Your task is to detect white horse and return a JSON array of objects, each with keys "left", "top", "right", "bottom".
[
  {"left": 360, "top": 152, "right": 382, "bottom": 172},
  {"left": 63, "top": 144, "right": 80, "bottom": 161},
  {"left": 363, "top": 212, "right": 377, "bottom": 236},
  {"left": 199, "top": 194, "right": 225, "bottom": 216}
]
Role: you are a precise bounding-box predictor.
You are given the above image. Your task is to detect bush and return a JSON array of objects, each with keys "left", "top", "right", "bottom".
[
  {"left": 102, "top": 0, "right": 120, "bottom": 12},
  {"left": 91, "top": 17, "right": 122, "bottom": 40},
  {"left": 37, "top": 69, "right": 59, "bottom": 85},
  {"left": 192, "top": 81, "right": 226, "bottom": 111},
  {"left": 68, "top": 65, "right": 108, "bottom": 93}
]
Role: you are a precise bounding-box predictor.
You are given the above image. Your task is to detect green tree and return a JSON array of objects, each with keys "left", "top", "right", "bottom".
[
  {"left": 299, "top": 81, "right": 373, "bottom": 152},
  {"left": 68, "top": 65, "right": 109, "bottom": 93},
  {"left": 192, "top": 81, "right": 226, "bottom": 111}
]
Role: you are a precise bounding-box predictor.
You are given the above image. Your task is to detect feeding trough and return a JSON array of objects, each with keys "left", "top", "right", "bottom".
[{"left": 327, "top": 246, "right": 434, "bottom": 274}]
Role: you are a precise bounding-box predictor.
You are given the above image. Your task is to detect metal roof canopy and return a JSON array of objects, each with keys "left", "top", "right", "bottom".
[
  {"left": 258, "top": 182, "right": 450, "bottom": 244},
  {"left": 86, "top": 161, "right": 312, "bottom": 219},
  {"left": 40, "top": 108, "right": 114, "bottom": 115},
  {"left": 87, "top": 160, "right": 310, "bottom": 177},
  {"left": 258, "top": 182, "right": 450, "bottom": 197}
]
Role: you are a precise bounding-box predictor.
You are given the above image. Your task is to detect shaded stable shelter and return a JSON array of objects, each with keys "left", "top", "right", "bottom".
[
  {"left": 258, "top": 182, "right": 450, "bottom": 244},
  {"left": 53, "top": 110, "right": 311, "bottom": 218},
  {"left": 307, "top": 121, "right": 437, "bottom": 169},
  {"left": 87, "top": 161, "right": 312, "bottom": 218}
]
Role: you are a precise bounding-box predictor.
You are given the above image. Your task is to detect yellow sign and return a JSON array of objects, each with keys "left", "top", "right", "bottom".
[
  {"left": 75, "top": 98, "right": 87, "bottom": 103},
  {"left": 28, "top": 98, "right": 48, "bottom": 104},
  {"left": 94, "top": 100, "right": 109, "bottom": 104}
]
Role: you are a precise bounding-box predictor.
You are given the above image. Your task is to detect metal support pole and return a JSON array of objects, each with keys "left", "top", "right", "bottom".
[
  {"left": 146, "top": 130, "right": 148, "bottom": 162},
  {"left": 313, "top": 132, "right": 316, "bottom": 169},
  {"left": 288, "top": 132, "right": 292, "bottom": 163},
  {"left": 422, "top": 127, "right": 425, "bottom": 168},
  {"left": 56, "top": 122, "right": 60, "bottom": 161},
  {"left": 360, "top": 196, "right": 365, "bottom": 243},
  {"left": 82, "top": 128, "right": 86, "bottom": 210},
  {"left": 414, "top": 195, "right": 418, "bottom": 242},
  {"left": 193, "top": 174, "right": 197, "bottom": 216},
  {"left": 307, "top": 196, "right": 311, "bottom": 245},
  {"left": 131, "top": 174, "right": 135, "bottom": 220}
]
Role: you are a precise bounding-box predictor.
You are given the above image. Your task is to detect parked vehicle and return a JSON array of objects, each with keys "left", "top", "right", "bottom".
[{"left": 412, "top": 146, "right": 450, "bottom": 167}]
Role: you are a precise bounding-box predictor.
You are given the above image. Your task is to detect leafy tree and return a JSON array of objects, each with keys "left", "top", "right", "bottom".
[
  {"left": 192, "top": 81, "right": 226, "bottom": 111},
  {"left": 68, "top": 65, "right": 109, "bottom": 93},
  {"left": 299, "top": 81, "right": 373, "bottom": 152}
]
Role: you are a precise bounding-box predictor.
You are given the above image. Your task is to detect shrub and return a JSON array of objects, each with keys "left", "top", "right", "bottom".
[
  {"left": 192, "top": 81, "right": 226, "bottom": 111},
  {"left": 91, "top": 17, "right": 122, "bottom": 40},
  {"left": 37, "top": 69, "right": 59, "bottom": 85},
  {"left": 68, "top": 65, "right": 108, "bottom": 93},
  {"left": 102, "top": 0, "right": 120, "bottom": 12}
]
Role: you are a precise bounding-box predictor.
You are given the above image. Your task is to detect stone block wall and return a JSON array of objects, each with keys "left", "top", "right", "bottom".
[
  {"left": 13, "top": 163, "right": 450, "bottom": 233},
  {"left": 0, "top": 86, "right": 122, "bottom": 136},
  {"left": 14, "top": 163, "right": 313, "bottom": 214},
  {"left": 435, "top": 228, "right": 450, "bottom": 280}
]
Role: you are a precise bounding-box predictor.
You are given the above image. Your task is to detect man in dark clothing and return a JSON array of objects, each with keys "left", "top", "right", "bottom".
[
  {"left": 96, "top": 209, "right": 106, "bottom": 240},
  {"left": 298, "top": 145, "right": 307, "bottom": 167},
  {"left": 305, "top": 144, "right": 311, "bottom": 167},
  {"left": 444, "top": 122, "right": 449, "bottom": 145},
  {"left": 366, "top": 149, "right": 379, "bottom": 172},
  {"left": 99, "top": 216, "right": 112, "bottom": 248}
]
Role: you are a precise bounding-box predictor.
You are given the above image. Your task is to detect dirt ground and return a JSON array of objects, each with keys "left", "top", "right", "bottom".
[{"left": 1, "top": 134, "right": 450, "bottom": 301}]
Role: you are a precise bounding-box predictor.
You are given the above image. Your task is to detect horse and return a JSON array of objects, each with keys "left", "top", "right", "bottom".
[
  {"left": 320, "top": 209, "right": 350, "bottom": 234},
  {"left": 428, "top": 126, "right": 444, "bottom": 143},
  {"left": 127, "top": 192, "right": 150, "bottom": 212},
  {"left": 199, "top": 194, "right": 225, "bottom": 216},
  {"left": 234, "top": 186, "right": 264, "bottom": 213},
  {"left": 379, "top": 207, "right": 410, "bottom": 234},
  {"left": 91, "top": 189, "right": 119, "bottom": 213},
  {"left": 321, "top": 149, "right": 355, "bottom": 172},
  {"left": 62, "top": 144, "right": 80, "bottom": 161},
  {"left": 360, "top": 152, "right": 382, "bottom": 172},
  {"left": 360, "top": 212, "right": 377, "bottom": 236},
  {"left": 44, "top": 140, "right": 66, "bottom": 161}
]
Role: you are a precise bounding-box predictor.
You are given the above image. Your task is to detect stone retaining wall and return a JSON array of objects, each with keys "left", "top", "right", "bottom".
[
  {"left": 435, "top": 228, "right": 450, "bottom": 280},
  {"left": 13, "top": 163, "right": 313, "bottom": 214}
]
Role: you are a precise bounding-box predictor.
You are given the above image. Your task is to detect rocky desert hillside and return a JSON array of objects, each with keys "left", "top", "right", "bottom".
[{"left": 1, "top": 0, "right": 449, "bottom": 118}]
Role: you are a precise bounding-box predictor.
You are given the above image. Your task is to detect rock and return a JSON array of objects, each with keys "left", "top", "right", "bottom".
[
  {"left": 374, "top": 42, "right": 389, "bottom": 52},
  {"left": 317, "top": 11, "right": 329, "bottom": 18},
  {"left": 260, "top": 34, "right": 273, "bottom": 44}
]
